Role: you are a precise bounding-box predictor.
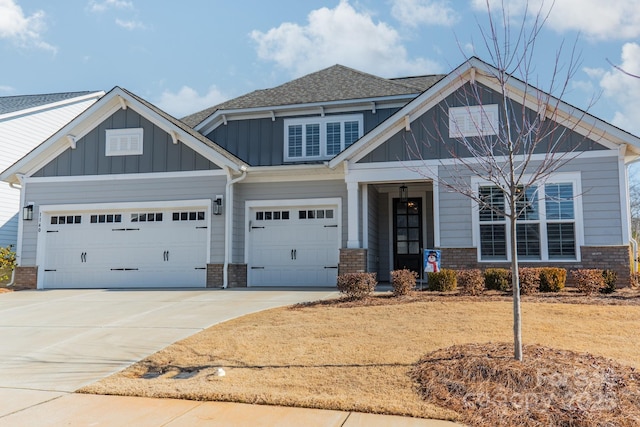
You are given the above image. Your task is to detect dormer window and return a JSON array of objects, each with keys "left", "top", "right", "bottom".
[{"left": 284, "top": 115, "right": 363, "bottom": 161}]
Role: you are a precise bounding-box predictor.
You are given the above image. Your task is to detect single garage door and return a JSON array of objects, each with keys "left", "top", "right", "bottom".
[
  {"left": 248, "top": 204, "right": 339, "bottom": 286},
  {"left": 41, "top": 207, "right": 208, "bottom": 288}
]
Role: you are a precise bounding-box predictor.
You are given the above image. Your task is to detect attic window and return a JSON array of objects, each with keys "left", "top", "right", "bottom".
[
  {"left": 284, "top": 114, "right": 363, "bottom": 161},
  {"left": 105, "top": 128, "right": 143, "bottom": 156},
  {"left": 448, "top": 105, "right": 499, "bottom": 138}
]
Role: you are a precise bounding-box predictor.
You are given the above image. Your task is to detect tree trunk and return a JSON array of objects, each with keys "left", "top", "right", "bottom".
[{"left": 510, "top": 213, "right": 523, "bottom": 361}]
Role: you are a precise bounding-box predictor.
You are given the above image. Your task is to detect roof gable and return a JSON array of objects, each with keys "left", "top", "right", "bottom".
[
  {"left": 1, "top": 87, "right": 247, "bottom": 185},
  {"left": 329, "top": 57, "right": 640, "bottom": 168}
]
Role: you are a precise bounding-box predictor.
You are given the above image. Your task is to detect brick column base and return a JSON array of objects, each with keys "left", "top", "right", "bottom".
[
  {"left": 206, "top": 264, "right": 248, "bottom": 288},
  {"left": 13, "top": 266, "right": 37, "bottom": 289},
  {"left": 339, "top": 248, "right": 368, "bottom": 277}
]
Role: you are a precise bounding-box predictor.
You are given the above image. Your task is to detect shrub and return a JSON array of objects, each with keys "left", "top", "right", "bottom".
[
  {"left": 518, "top": 267, "right": 541, "bottom": 295},
  {"left": 572, "top": 269, "right": 605, "bottom": 296},
  {"left": 539, "top": 268, "right": 566, "bottom": 293},
  {"left": 600, "top": 269, "right": 617, "bottom": 294},
  {"left": 484, "top": 268, "right": 511, "bottom": 292},
  {"left": 427, "top": 269, "right": 457, "bottom": 292},
  {"left": 0, "top": 245, "right": 16, "bottom": 282},
  {"left": 456, "top": 269, "right": 484, "bottom": 296},
  {"left": 336, "top": 272, "right": 377, "bottom": 299},
  {"left": 390, "top": 269, "right": 417, "bottom": 296}
]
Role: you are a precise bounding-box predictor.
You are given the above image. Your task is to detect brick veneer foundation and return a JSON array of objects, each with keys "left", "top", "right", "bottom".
[
  {"left": 206, "top": 264, "right": 247, "bottom": 288},
  {"left": 439, "top": 246, "right": 632, "bottom": 287},
  {"left": 339, "top": 248, "right": 368, "bottom": 277},
  {"left": 13, "top": 266, "right": 37, "bottom": 289}
]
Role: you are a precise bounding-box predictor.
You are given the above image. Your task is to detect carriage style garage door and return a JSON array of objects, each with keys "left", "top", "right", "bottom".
[
  {"left": 248, "top": 203, "right": 340, "bottom": 286},
  {"left": 40, "top": 204, "right": 209, "bottom": 289}
]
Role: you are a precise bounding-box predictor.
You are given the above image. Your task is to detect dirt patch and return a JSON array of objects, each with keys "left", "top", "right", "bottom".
[{"left": 411, "top": 342, "right": 640, "bottom": 426}]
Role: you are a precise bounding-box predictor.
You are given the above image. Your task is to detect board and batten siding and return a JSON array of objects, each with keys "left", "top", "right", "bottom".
[
  {"left": 367, "top": 185, "right": 379, "bottom": 274},
  {"left": 232, "top": 180, "right": 348, "bottom": 263},
  {"left": 358, "top": 82, "right": 608, "bottom": 164},
  {"left": 20, "top": 175, "right": 226, "bottom": 265},
  {"left": 0, "top": 98, "right": 99, "bottom": 247},
  {"left": 206, "top": 108, "right": 401, "bottom": 166},
  {"left": 32, "top": 108, "right": 219, "bottom": 178},
  {"left": 436, "top": 154, "right": 624, "bottom": 250}
]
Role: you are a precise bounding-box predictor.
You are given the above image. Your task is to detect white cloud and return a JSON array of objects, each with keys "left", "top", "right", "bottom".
[
  {"left": 0, "top": 0, "right": 56, "bottom": 52},
  {"left": 471, "top": 0, "right": 640, "bottom": 40},
  {"left": 0, "top": 84, "right": 15, "bottom": 95},
  {"left": 89, "top": 0, "right": 133, "bottom": 13},
  {"left": 115, "top": 19, "right": 145, "bottom": 30},
  {"left": 156, "top": 85, "right": 229, "bottom": 118},
  {"left": 250, "top": 0, "right": 441, "bottom": 78},
  {"left": 591, "top": 43, "right": 640, "bottom": 135},
  {"left": 391, "top": 0, "right": 459, "bottom": 27}
]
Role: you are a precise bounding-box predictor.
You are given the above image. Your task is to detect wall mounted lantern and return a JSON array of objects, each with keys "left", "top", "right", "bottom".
[
  {"left": 23, "top": 204, "right": 34, "bottom": 221},
  {"left": 213, "top": 195, "right": 224, "bottom": 215}
]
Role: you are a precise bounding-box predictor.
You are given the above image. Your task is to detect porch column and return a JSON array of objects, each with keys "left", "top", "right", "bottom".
[{"left": 346, "top": 181, "right": 360, "bottom": 248}]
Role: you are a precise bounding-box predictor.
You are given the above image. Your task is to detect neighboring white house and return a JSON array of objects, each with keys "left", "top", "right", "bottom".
[{"left": 0, "top": 91, "right": 104, "bottom": 248}]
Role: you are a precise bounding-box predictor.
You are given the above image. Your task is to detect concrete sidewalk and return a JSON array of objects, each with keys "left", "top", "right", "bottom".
[
  {"left": 0, "top": 289, "right": 463, "bottom": 426},
  {"left": 0, "top": 392, "right": 461, "bottom": 426}
]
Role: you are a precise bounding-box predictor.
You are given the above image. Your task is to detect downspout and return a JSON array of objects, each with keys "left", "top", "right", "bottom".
[
  {"left": 6, "top": 175, "right": 25, "bottom": 287},
  {"left": 223, "top": 165, "right": 248, "bottom": 288}
]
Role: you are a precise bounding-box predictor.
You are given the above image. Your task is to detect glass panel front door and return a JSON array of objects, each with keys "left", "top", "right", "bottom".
[{"left": 393, "top": 198, "right": 423, "bottom": 273}]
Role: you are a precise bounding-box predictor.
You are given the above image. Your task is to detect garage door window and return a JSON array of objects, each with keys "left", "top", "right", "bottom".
[
  {"left": 172, "top": 211, "right": 205, "bottom": 221},
  {"left": 90, "top": 214, "right": 122, "bottom": 224},
  {"left": 131, "top": 213, "right": 163, "bottom": 222},
  {"left": 51, "top": 215, "right": 82, "bottom": 225},
  {"left": 256, "top": 210, "right": 290, "bottom": 220},
  {"left": 299, "top": 209, "right": 333, "bottom": 219}
]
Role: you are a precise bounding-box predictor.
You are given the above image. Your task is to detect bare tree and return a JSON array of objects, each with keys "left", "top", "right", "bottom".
[{"left": 407, "top": 0, "right": 592, "bottom": 361}]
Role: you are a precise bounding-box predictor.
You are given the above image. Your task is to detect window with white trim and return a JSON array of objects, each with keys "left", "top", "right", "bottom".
[
  {"left": 477, "top": 180, "right": 578, "bottom": 261},
  {"left": 449, "top": 104, "right": 499, "bottom": 138},
  {"left": 284, "top": 115, "right": 363, "bottom": 161},
  {"left": 106, "top": 128, "right": 143, "bottom": 156}
]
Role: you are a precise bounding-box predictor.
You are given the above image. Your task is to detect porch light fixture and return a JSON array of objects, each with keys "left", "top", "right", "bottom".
[
  {"left": 399, "top": 184, "right": 408, "bottom": 202},
  {"left": 23, "top": 204, "right": 34, "bottom": 221}
]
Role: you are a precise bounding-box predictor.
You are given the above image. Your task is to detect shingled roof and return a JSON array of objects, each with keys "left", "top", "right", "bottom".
[
  {"left": 0, "top": 91, "right": 99, "bottom": 115},
  {"left": 181, "top": 65, "right": 445, "bottom": 128}
]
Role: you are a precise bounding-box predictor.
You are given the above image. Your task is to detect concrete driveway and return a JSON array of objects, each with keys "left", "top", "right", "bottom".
[{"left": 0, "top": 288, "right": 338, "bottom": 418}]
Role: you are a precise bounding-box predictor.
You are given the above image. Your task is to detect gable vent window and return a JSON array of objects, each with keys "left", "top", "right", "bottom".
[
  {"left": 284, "top": 115, "right": 363, "bottom": 161},
  {"left": 448, "top": 105, "right": 499, "bottom": 138},
  {"left": 105, "top": 128, "right": 144, "bottom": 156}
]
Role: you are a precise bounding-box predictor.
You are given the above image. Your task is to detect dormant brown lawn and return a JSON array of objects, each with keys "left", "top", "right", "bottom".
[{"left": 80, "top": 293, "right": 640, "bottom": 423}]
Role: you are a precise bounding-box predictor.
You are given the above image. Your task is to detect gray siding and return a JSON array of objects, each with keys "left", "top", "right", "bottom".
[
  {"left": 436, "top": 155, "right": 624, "bottom": 249},
  {"left": 377, "top": 194, "right": 390, "bottom": 281},
  {"left": 367, "top": 185, "right": 379, "bottom": 274},
  {"left": 0, "top": 213, "right": 18, "bottom": 248},
  {"left": 359, "top": 82, "right": 608, "bottom": 164},
  {"left": 233, "top": 180, "right": 348, "bottom": 263},
  {"left": 21, "top": 175, "right": 226, "bottom": 264},
  {"left": 206, "top": 108, "right": 401, "bottom": 167},
  {"left": 33, "top": 108, "right": 219, "bottom": 177}
]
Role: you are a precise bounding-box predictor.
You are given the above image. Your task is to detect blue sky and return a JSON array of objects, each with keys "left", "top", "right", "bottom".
[{"left": 1, "top": 0, "right": 640, "bottom": 141}]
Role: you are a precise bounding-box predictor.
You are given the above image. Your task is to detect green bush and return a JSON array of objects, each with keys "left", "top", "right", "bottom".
[
  {"left": 390, "top": 269, "right": 417, "bottom": 296},
  {"left": 456, "top": 269, "right": 484, "bottom": 296},
  {"left": 539, "top": 268, "right": 566, "bottom": 293},
  {"left": 600, "top": 269, "right": 617, "bottom": 294},
  {"left": 0, "top": 245, "right": 16, "bottom": 282},
  {"left": 337, "top": 272, "right": 377, "bottom": 299},
  {"left": 572, "top": 269, "right": 605, "bottom": 296},
  {"left": 518, "top": 267, "right": 541, "bottom": 295},
  {"left": 484, "top": 268, "right": 511, "bottom": 292},
  {"left": 427, "top": 269, "right": 457, "bottom": 292}
]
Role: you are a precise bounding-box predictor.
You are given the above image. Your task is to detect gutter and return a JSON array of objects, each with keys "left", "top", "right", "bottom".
[{"left": 223, "top": 165, "right": 248, "bottom": 288}]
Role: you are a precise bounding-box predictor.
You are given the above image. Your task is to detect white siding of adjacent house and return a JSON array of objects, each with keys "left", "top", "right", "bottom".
[{"left": 0, "top": 98, "right": 100, "bottom": 247}]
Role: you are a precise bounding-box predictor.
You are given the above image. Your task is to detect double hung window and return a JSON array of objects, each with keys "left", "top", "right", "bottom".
[
  {"left": 284, "top": 115, "right": 363, "bottom": 161},
  {"left": 476, "top": 178, "right": 579, "bottom": 261}
]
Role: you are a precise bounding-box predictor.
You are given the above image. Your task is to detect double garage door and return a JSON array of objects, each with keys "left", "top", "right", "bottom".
[
  {"left": 248, "top": 204, "right": 340, "bottom": 286},
  {"left": 41, "top": 205, "right": 208, "bottom": 289}
]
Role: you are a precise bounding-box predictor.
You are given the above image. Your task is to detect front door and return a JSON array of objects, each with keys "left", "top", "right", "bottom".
[{"left": 393, "top": 198, "right": 423, "bottom": 273}]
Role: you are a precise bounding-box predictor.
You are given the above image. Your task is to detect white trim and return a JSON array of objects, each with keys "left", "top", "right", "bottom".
[
  {"left": 432, "top": 180, "right": 441, "bottom": 247},
  {"left": 243, "top": 197, "right": 342, "bottom": 287},
  {"left": 470, "top": 172, "right": 583, "bottom": 263},
  {"left": 35, "top": 198, "right": 212, "bottom": 290},
  {"left": 362, "top": 183, "right": 369, "bottom": 252},
  {"left": 24, "top": 169, "right": 226, "bottom": 184},
  {"left": 15, "top": 174, "right": 26, "bottom": 266},
  {"left": 619, "top": 145, "right": 631, "bottom": 244},
  {"left": 346, "top": 182, "right": 360, "bottom": 248}
]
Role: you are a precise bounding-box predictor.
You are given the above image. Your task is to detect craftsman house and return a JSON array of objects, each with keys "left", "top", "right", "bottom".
[{"left": 2, "top": 57, "right": 638, "bottom": 289}]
